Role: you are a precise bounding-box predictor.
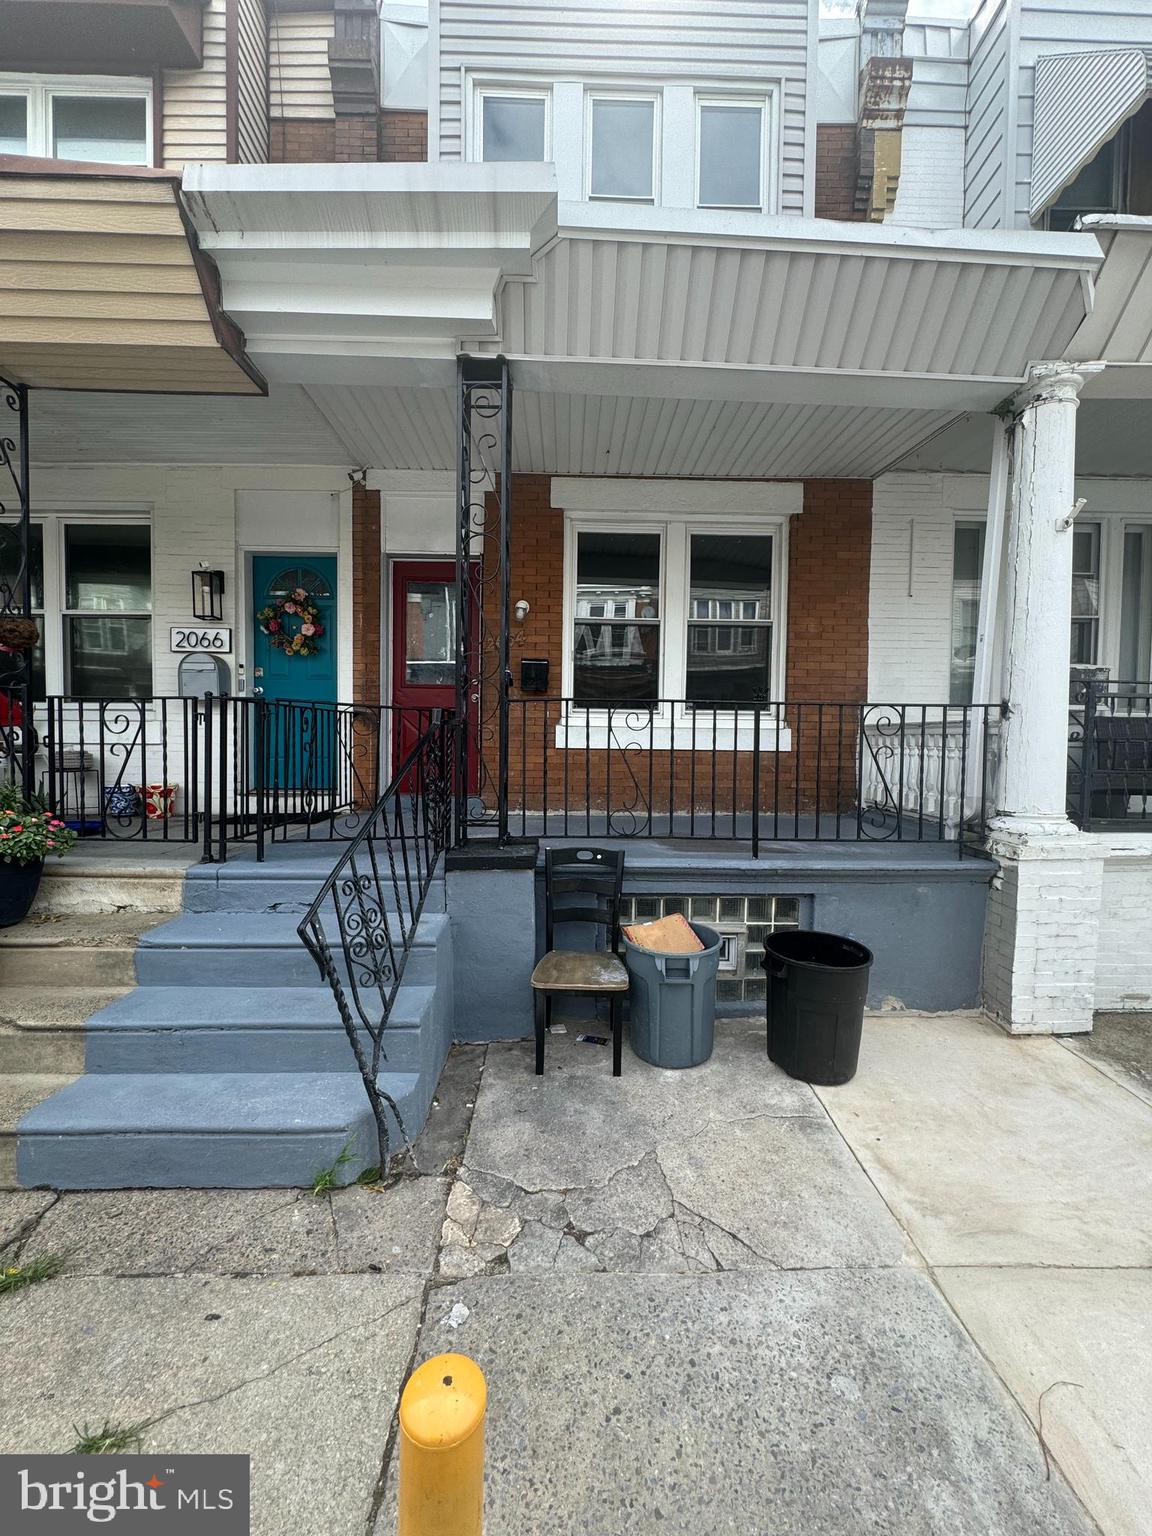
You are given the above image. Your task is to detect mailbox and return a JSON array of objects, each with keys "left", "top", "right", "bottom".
[
  {"left": 177, "top": 653, "right": 231, "bottom": 699},
  {"left": 520, "top": 658, "right": 550, "bottom": 694}
]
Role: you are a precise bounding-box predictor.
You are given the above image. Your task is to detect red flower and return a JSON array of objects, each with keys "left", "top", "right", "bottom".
[{"left": 267, "top": 619, "right": 281, "bottom": 633}]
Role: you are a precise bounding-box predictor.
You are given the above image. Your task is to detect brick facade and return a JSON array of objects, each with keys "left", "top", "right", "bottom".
[
  {"left": 814, "top": 124, "right": 862, "bottom": 222},
  {"left": 268, "top": 110, "right": 428, "bottom": 164},
  {"left": 472, "top": 475, "right": 873, "bottom": 823}
]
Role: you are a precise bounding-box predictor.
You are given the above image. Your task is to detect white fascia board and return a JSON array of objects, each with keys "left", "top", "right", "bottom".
[
  {"left": 553, "top": 201, "right": 1102, "bottom": 273},
  {"left": 551, "top": 478, "right": 802, "bottom": 516},
  {"left": 252, "top": 348, "right": 459, "bottom": 387},
  {"left": 506, "top": 357, "right": 1015, "bottom": 413},
  {"left": 183, "top": 161, "right": 557, "bottom": 201}
]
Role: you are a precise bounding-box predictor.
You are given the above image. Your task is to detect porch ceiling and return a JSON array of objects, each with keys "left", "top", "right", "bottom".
[
  {"left": 26, "top": 382, "right": 961, "bottom": 480},
  {"left": 1068, "top": 219, "right": 1152, "bottom": 395}
]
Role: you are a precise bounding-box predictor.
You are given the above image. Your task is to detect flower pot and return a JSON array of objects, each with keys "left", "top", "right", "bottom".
[
  {"left": 144, "top": 784, "right": 177, "bottom": 820},
  {"left": 104, "top": 783, "right": 141, "bottom": 819},
  {"left": 0, "top": 859, "right": 43, "bottom": 928}
]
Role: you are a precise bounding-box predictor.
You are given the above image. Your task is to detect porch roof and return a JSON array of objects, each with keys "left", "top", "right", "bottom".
[
  {"left": 1067, "top": 217, "right": 1152, "bottom": 396},
  {"left": 0, "top": 161, "right": 265, "bottom": 397}
]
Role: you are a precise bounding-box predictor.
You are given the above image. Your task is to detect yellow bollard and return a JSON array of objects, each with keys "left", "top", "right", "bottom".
[{"left": 398, "top": 1352, "right": 486, "bottom": 1536}]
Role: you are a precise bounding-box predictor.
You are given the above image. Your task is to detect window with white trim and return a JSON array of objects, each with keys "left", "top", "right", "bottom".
[
  {"left": 0, "top": 74, "right": 150, "bottom": 165},
  {"left": 686, "top": 533, "right": 775, "bottom": 703},
  {"left": 0, "top": 517, "right": 152, "bottom": 699},
  {"left": 477, "top": 87, "right": 550, "bottom": 162},
  {"left": 696, "top": 97, "right": 768, "bottom": 210},
  {"left": 587, "top": 93, "right": 658, "bottom": 201}
]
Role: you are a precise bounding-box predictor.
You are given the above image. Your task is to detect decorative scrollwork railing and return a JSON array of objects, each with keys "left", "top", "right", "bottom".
[{"left": 296, "top": 713, "right": 455, "bottom": 1169}]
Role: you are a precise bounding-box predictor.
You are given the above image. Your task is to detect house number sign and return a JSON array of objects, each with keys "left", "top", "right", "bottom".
[{"left": 171, "top": 626, "right": 232, "bottom": 653}]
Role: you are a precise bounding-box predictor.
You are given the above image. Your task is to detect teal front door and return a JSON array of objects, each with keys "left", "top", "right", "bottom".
[{"left": 251, "top": 554, "right": 338, "bottom": 790}]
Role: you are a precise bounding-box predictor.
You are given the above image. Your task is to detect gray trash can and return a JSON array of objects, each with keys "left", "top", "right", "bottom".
[{"left": 623, "top": 922, "right": 721, "bottom": 1068}]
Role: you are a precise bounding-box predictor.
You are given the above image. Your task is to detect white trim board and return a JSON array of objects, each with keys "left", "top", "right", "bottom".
[{"left": 549, "top": 477, "right": 803, "bottom": 516}]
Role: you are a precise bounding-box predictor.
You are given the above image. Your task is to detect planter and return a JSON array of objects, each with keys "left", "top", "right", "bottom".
[
  {"left": 104, "top": 783, "right": 141, "bottom": 819},
  {"left": 0, "top": 859, "right": 43, "bottom": 928},
  {"left": 144, "top": 784, "right": 177, "bottom": 820}
]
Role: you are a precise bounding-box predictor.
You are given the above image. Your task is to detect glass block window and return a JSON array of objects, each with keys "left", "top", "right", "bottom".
[{"left": 618, "top": 892, "right": 802, "bottom": 1004}]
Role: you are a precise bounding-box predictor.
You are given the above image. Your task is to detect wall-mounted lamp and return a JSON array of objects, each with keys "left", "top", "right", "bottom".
[
  {"left": 191, "top": 567, "right": 225, "bottom": 622},
  {"left": 514, "top": 599, "right": 530, "bottom": 624}
]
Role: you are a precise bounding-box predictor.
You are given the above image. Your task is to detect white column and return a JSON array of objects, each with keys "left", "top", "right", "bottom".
[
  {"left": 994, "top": 362, "right": 1094, "bottom": 831},
  {"left": 982, "top": 361, "right": 1105, "bottom": 1037}
]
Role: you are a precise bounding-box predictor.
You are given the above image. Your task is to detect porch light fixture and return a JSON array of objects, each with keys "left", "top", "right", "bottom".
[{"left": 191, "top": 567, "right": 225, "bottom": 622}]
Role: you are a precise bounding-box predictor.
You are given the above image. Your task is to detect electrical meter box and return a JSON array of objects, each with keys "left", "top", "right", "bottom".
[{"left": 177, "top": 653, "right": 231, "bottom": 698}]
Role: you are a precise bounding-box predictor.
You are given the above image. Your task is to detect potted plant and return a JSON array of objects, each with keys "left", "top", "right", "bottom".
[{"left": 0, "top": 782, "right": 77, "bottom": 928}]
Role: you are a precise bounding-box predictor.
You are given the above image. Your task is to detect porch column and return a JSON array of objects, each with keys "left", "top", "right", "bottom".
[{"left": 983, "top": 361, "right": 1104, "bottom": 1037}]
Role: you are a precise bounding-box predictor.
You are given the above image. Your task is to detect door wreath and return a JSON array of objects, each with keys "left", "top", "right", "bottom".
[{"left": 257, "top": 588, "right": 325, "bottom": 657}]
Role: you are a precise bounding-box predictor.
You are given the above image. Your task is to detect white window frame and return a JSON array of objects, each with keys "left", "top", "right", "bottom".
[
  {"left": 0, "top": 511, "right": 154, "bottom": 698},
  {"left": 558, "top": 496, "right": 794, "bottom": 751},
  {"left": 0, "top": 72, "right": 153, "bottom": 165},
  {"left": 469, "top": 81, "right": 552, "bottom": 164},
  {"left": 695, "top": 92, "right": 776, "bottom": 213},
  {"left": 585, "top": 89, "right": 661, "bottom": 203}
]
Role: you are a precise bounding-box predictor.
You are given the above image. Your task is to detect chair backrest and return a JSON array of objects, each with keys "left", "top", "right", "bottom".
[{"left": 544, "top": 846, "right": 625, "bottom": 954}]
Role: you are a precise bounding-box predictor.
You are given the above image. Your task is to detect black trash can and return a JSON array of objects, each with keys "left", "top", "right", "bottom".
[{"left": 762, "top": 930, "right": 873, "bottom": 1086}]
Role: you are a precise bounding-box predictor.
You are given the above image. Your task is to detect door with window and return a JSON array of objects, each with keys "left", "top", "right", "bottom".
[
  {"left": 251, "top": 555, "right": 337, "bottom": 789},
  {"left": 391, "top": 561, "right": 467, "bottom": 777}
]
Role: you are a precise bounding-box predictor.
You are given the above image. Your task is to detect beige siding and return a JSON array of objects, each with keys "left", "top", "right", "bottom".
[
  {"left": 163, "top": 0, "right": 229, "bottom": 167},
  {"left": 269, "top": 11, "right": 335, "bottom": 119},
  {"left": 237, "top": 0, "right": 270, "bottom": 162},
  {"left": 0, "top": 175, "right": 262, "bottom": 394}
]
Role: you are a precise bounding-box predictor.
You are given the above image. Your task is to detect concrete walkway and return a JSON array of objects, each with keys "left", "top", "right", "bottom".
[{"left": 0, "top": 1013, "right": 1148, "bottom": 1534}]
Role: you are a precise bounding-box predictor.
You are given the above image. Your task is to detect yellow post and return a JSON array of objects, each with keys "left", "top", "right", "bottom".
[{"left": 398, "top": 1352, "right": 486, "bottom": 1536}]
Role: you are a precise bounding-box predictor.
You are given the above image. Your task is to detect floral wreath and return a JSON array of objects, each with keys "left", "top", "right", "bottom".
[{"left": 257, "top": 587, "right": 325, "bottom": 657}]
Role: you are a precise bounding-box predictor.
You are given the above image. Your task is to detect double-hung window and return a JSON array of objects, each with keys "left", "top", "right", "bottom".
[
  {"left": 686, "top": 534, "right": 775, "bottom": 704},
  {"left": 587, "top": 94, "right": 658, "bottom": 201},
  {"left": 697, "top": 98, "right": 768, "bottom": 210},
  {"left": 573, "top": 532, "right": 661, "bottom": 705},
  {"left": 0, "top": 75, "right": 150, "bottom": 164},
  {"left": 0, "top": 518, "right": 152, "bottom": 700},
  {"left": 478, "top": 88, "right": 550, "bottom": 162}
]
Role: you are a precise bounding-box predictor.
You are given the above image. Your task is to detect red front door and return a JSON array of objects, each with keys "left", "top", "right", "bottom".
[{"left": 391, "top": 560, "right": 474, "bottom": 781}]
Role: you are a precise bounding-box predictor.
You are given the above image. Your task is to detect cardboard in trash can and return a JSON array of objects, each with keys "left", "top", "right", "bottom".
[{"left": 621, "top": 913, "right": 703, "bottom": 954}]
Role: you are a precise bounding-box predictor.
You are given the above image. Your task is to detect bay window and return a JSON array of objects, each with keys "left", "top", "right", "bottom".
[
  {"left": 0, "top": 517, "right": 152, "bottom": 700},
  {"left": 588, "top": 94, "right": 658, "bottom": 201},
  {"left": 0, "top": 76, "right": 150, "bottom": 165},
  {"left": 479, "top": 89, "right": 549, "bottom": 162}
]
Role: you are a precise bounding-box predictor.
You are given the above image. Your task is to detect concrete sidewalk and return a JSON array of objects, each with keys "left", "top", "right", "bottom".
[{"left": 1, "top": 1014, "right": 1148, "bottom": 1533}]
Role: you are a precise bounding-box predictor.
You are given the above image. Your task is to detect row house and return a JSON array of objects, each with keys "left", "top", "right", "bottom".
[{"left": 2, "top": 0, "right": 1151, "bottom": 1183}]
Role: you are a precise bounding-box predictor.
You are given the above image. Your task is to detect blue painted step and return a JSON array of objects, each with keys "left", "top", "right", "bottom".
[
  {"left": 84, "top": 984, "right": 437, "bottom": 1074},
  {"left": 16, "top": 1071, "right": 401, "bottom": 1189},
  {"left": 134, "top": 911, "right": 449, "bottom": 988},
  {"left": 184, "top": 862, "right": 445, "bottom": 916}
]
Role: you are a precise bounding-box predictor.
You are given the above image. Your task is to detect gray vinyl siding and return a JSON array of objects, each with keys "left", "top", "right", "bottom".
[
  {"left": 436, "top": 0, "right": 812, "bottom": 216},
  {"left": 964, "top": 0, "right": 1013, "bottom": 227},
  {"left": 236, "top": 0, "right": 269, "bottom": 163},
  {"left": 1016, "top": 0, "right": 1152, "bottom": 226}
]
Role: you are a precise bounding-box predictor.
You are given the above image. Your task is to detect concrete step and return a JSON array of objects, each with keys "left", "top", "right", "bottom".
[
  {"left": 184, "top": 862, "right": 445, "bottom": 916},
  {"left": 134, "top": 911, "right": 450, "bottom": 988},
  {"left": 0, "top": 984, "right": 117, "bottom": 1074},
  {"left": 0, "top": 915, "right": 171, "bottom": 987},
  {"left": 33, "top": 858, "right": 189, "bottom": 917},
  {"left": 0, "top": 1073, "right": 79, "bottom": 1188},
  {"left": 14, "top": 1071, "right": 409, "bottom": 1189},
  {"left": 83, "top": 983, "right": 435, "bottom": 1075}
]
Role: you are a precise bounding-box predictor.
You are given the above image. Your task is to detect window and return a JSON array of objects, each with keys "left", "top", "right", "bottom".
[
  {"left": 588, "top": 95, "right": 657, "bottom": 200},
  {"left": 0, "top": 76, "right": 150, "bottom": 165},
  {"left": 950, "top": 522, "right": 985, "bottom": 705},
  {"left": 0, "top": 518, "right": 152, "bottom": 699},
  {"left": 1119, "top": 526, "right": 1152, "bottom": 687},
  {"left": 573, "top": 531, "right": 661, "bottom": 704},
  {"left": 1071, "top": 522, "right": 1101, "bottom": 665},
  {"left": 697, "top": 100, "right": 765, "bottom": 210},
  {"left": 686, "top": 534, "right": 774, "bottom": 703},
  {"left": 480, "top": 91, "right": 548, "bottom": 162}
]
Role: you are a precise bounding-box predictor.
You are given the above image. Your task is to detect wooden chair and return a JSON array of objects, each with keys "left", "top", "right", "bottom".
[{"left": 530, "top": 846, "right": 628, "bottom": 1076}]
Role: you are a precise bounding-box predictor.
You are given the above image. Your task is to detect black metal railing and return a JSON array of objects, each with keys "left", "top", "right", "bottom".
[
  {"left": 493, "top": 698, "right": 1002, "bottom": 856},
  {"left": 297, "top": 713, "right": 455, "bottom": 1169},
  {"left": 1069, "top": 678, "right": 1152, "bottom": 829},
  {"left": 0, "top": 691, "right": 437, "bottom": 860}
]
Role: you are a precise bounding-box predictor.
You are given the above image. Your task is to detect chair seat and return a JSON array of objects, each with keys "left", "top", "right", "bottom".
[{"left": 531, "top": 949, "right": 629, "bottom": 993}]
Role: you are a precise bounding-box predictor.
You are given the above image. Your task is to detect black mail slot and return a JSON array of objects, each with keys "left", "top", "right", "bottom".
[{"left": 520, "top": 658, "right": 549, "bottom": 693}]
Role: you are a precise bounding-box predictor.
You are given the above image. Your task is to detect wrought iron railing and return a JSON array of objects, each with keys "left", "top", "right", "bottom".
[
  {"left": 1069, "top": 678, "right": 1152, "bottom": 829},
  {"left": 493, "top": 698, "right": 1003, "bottom": 856},
  {"left": 297, "top": 712, "right": 455, "bottom": 1169},
  {"left": 0, "top": 691, "right": 435, "bottom": 860}
]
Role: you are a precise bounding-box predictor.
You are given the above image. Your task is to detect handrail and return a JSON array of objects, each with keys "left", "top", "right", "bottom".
[{"left": 296, "top": 712, "right": 455, "bottom": 1171}]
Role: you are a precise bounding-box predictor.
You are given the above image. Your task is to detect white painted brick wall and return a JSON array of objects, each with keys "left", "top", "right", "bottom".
[
  {"left": 1096, "top": 847, "right": 1152, "bottom": 1010},
  {"left": 890, "top": 126, "right": 966, "bottom": 228}
]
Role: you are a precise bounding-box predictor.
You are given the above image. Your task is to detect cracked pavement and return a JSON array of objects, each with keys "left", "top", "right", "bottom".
[{"left": 2, "top": 1016, "right": 1151, "bottom": 1534}]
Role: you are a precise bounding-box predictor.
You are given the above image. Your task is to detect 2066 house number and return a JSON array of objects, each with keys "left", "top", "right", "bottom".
[{"left": 171, "top": 626, "right": 232, "bottom": 653}]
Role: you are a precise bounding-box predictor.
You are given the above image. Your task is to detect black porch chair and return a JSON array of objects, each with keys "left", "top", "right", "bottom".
[{"left": 530, "top": 846, "right": 628, "bottom": 1076}]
